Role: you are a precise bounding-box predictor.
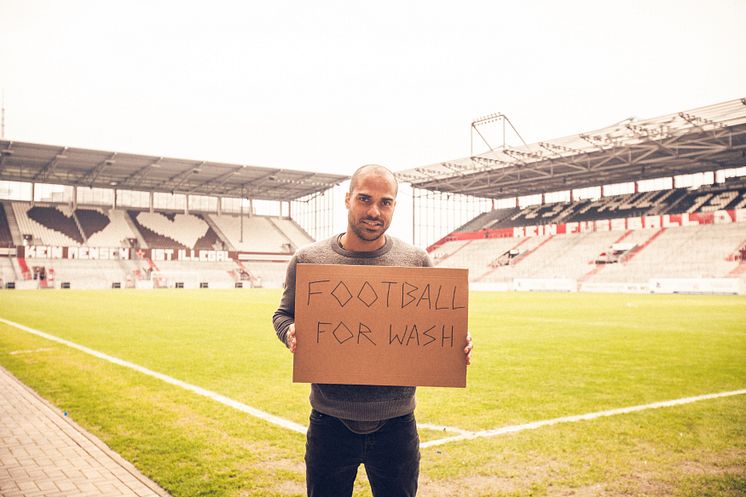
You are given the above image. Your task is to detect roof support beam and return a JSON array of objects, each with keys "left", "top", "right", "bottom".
[
  {"left": 32, "top": 146, "right": 68, "bottom": 182},
  {"left": 189, "top": 166, "right": 244, "bottom": 195},
  {"left": 81, "top": 152, "right": 117, "bottom": 187}
]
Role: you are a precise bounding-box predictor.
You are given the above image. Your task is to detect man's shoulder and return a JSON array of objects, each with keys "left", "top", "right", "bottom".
[
  {"left": 388, "top": 236, "right": 425, "bottom": 254},
  {"left": 387, "top": 236, "right": 433, "bottom": 266}
]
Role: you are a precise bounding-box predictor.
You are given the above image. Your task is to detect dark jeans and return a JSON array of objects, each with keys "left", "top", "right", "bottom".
[{"left": 305, "top": 410, "right": 420, "bottom": 497}]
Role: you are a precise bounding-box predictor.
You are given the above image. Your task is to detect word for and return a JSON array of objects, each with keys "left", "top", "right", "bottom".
[
  {"left": 305, "top": 279, "right": 466, "bottom": 310},
  {"left": 314, "top": 321, "right": 456, "bottom": 348}
]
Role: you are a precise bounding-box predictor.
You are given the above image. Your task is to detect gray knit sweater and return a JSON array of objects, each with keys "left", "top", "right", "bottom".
[{"left": 273, "top": 233, "right": 433, "bottom": 422}]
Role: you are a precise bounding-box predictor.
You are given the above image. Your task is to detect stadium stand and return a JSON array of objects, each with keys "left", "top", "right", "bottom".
[
  {"left": 454, "top": 207, "right": 521, "bottom": 232},
  {"left": 26, "top": 205, "right": 85, "bottom": 244},
  {"left": 0, "top": 257, "right": 16, "bottom": 285},
  {"left": 2, "top": 98, "right": 744, "bottom": 292},
  {"left": 128, "top": 211, "right": 190, "bottom": 249},
  {"left": 588, "top": 224, "right": 744, "bottom": 283},
  {"left": 428, "top": 176, "right": 746, "bottom": 291},
  {"left": 241, "top": 261, "right": 289, "bottom": 288},
  {"left": 208, "top": 214, "right": 294, "bottom": 253},
  {"left": 0, "top": 203, "right": 14, "bottom": 247},
  {"left": 664, "top": 185, "right": 746, "bottom": 214},
  {"left": 75, "top": 208, "right": 110, "bottom": 240},
  {"left": 270, "top": 217, "right": 314, "bottom": 250},
  {"left": 193, "top": 214, "right": 226, "bottom": 250},
  {"left": 152, "top": 260, "right": 239, "bottom": 289},
  {"left": 511, "top": 231, "right": 620, "bottom": 280},
  {"left": 84, "top": 209, "right": 139, "bottom": 247},
  {"left": 566, "top": 190, "right": 681, "bottom": 223},
  {"left": 24, "top": 259, "right": 128, "bottom": 289},
  {"left": 12, "top": 202, "right": 82, "bottom": 246},
  {"left": 476, "top": 185, "right": 746, "bottom": 228}
]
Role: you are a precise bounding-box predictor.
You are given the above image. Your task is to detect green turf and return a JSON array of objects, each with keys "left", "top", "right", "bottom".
[{"left": 1, "top": 289, "right": 744, "bottom": 496}]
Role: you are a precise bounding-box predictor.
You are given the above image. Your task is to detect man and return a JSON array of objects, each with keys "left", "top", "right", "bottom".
[{"left": 273, "top": 164, "right": 472, "bottom": 497}]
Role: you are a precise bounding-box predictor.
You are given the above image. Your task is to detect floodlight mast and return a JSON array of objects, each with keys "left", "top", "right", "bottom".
[{"left": 470, "top": 112, "right": 528, "bottom": 156}]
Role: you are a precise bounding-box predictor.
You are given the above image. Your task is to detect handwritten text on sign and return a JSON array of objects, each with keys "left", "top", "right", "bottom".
[{"left": 293, "top": 264, "right": 469, "bottom": 388}]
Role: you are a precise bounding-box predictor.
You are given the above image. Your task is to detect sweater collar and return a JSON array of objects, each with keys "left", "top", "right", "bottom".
[{"left": 331, "top": 233, "right": 394, "bottom": 258}]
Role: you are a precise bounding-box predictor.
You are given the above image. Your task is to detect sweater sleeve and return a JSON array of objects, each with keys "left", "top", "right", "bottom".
[{"left": 272, "top": 253, "right": 298, "bottom": 348}]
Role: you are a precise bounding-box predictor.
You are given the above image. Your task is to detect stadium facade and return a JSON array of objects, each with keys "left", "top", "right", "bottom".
[{"left": 1, "top": 98, "right": 745, "bottom": 294}]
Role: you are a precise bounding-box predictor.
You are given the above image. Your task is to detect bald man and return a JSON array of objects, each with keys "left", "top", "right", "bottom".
[{"left": 273, "top": 164, "right": 472, "bottom": 497}]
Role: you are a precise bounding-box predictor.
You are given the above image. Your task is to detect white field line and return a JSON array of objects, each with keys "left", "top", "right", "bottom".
[
  {"left": 418, "top": 423, "right": 472, "bottom": 435},
  {"left": 0, "top": 317, "right": 308, "bottom": 434},
  {"left": 8, "top": 347, "right": 54, "bottom": 355},
  {"left": 419, "top": 389, "right": 746, "bottom": 448},
  {"left": 3, "top": 317, "right": 745, "bottom": 449}
]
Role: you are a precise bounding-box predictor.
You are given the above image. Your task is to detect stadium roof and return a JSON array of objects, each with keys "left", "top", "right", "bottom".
[
  {"left": 396, "top": 98, "right": 746, "bottom": 199},
  {"left": 0, "top": 140, "right": 348, "bottom": 202}
]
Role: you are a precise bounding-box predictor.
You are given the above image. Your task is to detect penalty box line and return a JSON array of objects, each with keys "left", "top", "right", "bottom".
[
  {"left": 419, "top": 389, "right": 746, "bottom": 448},
  {"left": 3, "top": 317, "right": 745, "bottom": 449}
]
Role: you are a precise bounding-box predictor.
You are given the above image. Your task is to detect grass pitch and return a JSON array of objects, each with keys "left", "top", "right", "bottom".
[{"left": 0, "top": 289, "right": 744, "bottom": 496}]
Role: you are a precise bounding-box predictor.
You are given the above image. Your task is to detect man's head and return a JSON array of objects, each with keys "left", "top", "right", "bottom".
[{"left": 344, "top": 164, "right": 398, "bottom": 250}]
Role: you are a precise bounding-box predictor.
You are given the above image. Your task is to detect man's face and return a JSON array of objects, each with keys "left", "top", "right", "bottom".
[{"left": 345, "top": 171, "right": 397, "bottom": 243}]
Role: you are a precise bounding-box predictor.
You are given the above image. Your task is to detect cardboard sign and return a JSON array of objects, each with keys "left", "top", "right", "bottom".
[{"left": 293, "top": 264, "right": 469, "bottom": 388}]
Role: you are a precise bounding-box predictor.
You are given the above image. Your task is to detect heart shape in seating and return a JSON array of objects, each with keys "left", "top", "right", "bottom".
[
  {"left": 135, "top": 212, "right": 209, "bottom": 248},
  {"left": 26, "top": 206, "right": 87, "bottom": 244}
]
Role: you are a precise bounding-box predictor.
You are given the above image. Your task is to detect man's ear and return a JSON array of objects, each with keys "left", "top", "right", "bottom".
[{"left": 345, "top": 191, "right": 351, "bottom": 209}]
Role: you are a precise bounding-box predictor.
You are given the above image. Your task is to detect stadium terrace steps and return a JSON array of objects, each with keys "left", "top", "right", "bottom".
[
  {"left": 475, "top": 237, "right": 532, "bottom": 282},
  {"left": 435, "top": 239, "right": 473, "bottom": 265},
  {"left": 473, "top": 184, "right": 746, "bottom": 231},
  {"left": 243, "top": 261, "right": 289, "bottom": 288},
  {"left": 135, "top": 211, "right": 211, "bottom": 248},
  {"left": 622, "top": 227, "right": 666, "bottom": 263},
  {"left": 123, "top": 210, "right": 149, "bottom": 248},
  {"left": 12, "top": 202, "right": 82, "bottom": 246},
  {"left": 85, "top": 209, "right": 139, "bottom": 248},
  {"left": 75, "top": 208, "right": 108, "bottom": 240},
  {"left": 0, "top": 257, "right": 17, "bottom": 283},
  {"left": 588, "top": 224, "right": 744, "bottom": 283},
  {"left": 128, "top": 211, "right": 189, "bottom": 249},
  {"left": 27, "top": 205, "right": 85, "bottom": 244},
  {"left": 192, "top": 214, "right": 225, "bottom": 251},
  {"left": 35, "top": 258, "right": 130, "bottom": 288},
  {"left": 15, "top": 256, "right": 31, "bottom": 280},
  {"left": 2, "top": 201, "right": 24, "bottom": 246},
  {"left": 0, "top": 202, "right": 14, "bottom": 247},
  {"left": 511, "top": 232, "right": 618, "bottom": 279},
  {"left": 209, "top": 215, "right": 293, "bottom": 253},
  {"left": 510, "top": 234, "right": 555, "bottom": 267},
  {"left": 202, "top": 213, "right": 236, "bottom": 251},
  {"left": 270, "top": 217, "right": 314, "bottom": 250},
  {"left": 266, "top": 217, "right": 295, "bottom": 249},
  {"left": 727, "top": 261, "right": 746, "bottom": 277},
  {"left": 579, "top": 230, "right": 635, "bottom": 281},
  {"left": 152, "top": 260, "right": 239, "bottom": 288}
]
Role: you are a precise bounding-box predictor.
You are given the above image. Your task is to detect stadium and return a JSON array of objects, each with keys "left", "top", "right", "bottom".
[
  {"left": 1, "top": 98, "right": 745, "bottom": 293},
  {"left": 1, "top": 96, "right": 745, "bottom": 497}
]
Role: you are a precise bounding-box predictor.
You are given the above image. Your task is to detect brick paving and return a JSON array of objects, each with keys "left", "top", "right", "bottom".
[{"left": 0, "top": 365, "right": 171, "bottom": 497}]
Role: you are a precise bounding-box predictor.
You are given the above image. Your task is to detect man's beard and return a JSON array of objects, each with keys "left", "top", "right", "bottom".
[{"left": 350, "top": 217, "right": 387, "bottom": 242}]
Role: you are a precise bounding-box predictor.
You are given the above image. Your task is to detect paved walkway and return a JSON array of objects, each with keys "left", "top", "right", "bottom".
[{"left": 0, "top": 365, "right": 171, "bottom": 497}]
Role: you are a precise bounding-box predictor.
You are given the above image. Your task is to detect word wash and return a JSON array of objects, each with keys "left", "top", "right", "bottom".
[{"left": 293, "top": 264, "right": 469, "bottom": 388}]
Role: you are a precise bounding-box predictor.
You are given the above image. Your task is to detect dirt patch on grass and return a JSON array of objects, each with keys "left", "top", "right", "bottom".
[
  {"left": 420, "top": 474, "right": 524, "bottom": 496},
  {"left": 419, "top": 449, "right": 746, "bottom": 497}
]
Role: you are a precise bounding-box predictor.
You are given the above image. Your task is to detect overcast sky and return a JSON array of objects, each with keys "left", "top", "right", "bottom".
[
  {"left": 2, "top": 1, "right": 745, "bottom": 243},
  {"left": 2, "top": 0, "right": 745, "bottom": 175}
]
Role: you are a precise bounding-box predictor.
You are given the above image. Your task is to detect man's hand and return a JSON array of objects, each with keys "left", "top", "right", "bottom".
[
  {"left": 464, "top": 332, "right": 473, "bottom": 366},
  {"left": 287, "top": 323, "right": 297, "bottom": 353}
]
